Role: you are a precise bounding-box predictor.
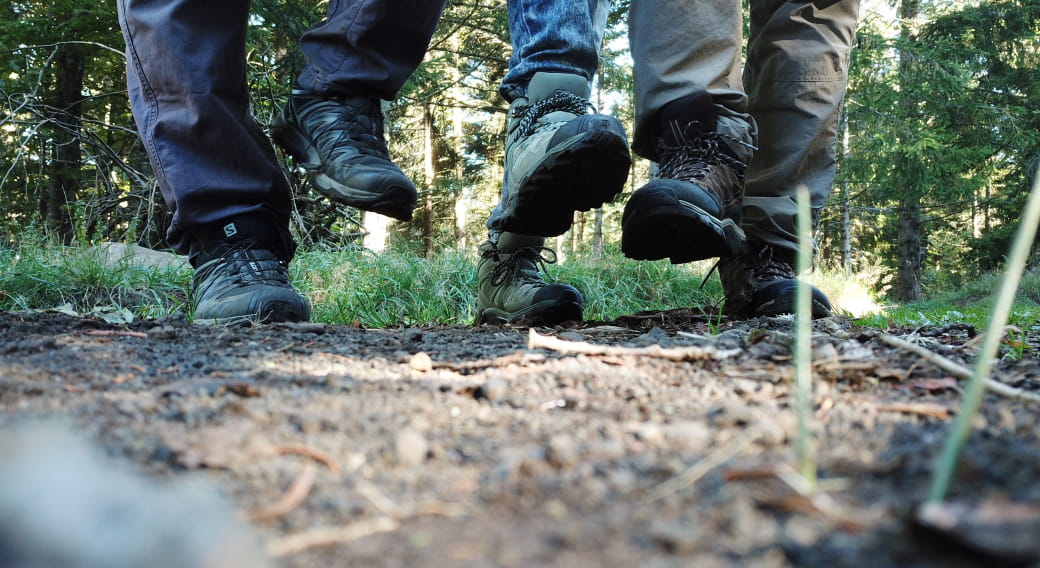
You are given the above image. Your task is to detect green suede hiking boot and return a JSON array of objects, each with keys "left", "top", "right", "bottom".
[
  {"left": 718, "top": 244, "right": 831, "bottom": 319},
  {"left": 192, "top": 245, "right": 310, "bottom": 325},
  {"left": 475, "top": 233, "right": 583, "bottom": 325},
  {"left": 272, "top": 90, "right": 417, "bottom": 221},
  {"left": 498, "top": 72, "right": 631, "bottom": 237},
  {"left": 622, "top": 92, "right": 749, "bottom": 263}
]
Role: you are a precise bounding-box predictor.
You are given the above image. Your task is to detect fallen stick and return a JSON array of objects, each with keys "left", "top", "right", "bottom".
[
  {"left": 243, "top": 463, "right": 318, "bottom": 522},
  {"left": 86, "top": 329, "right": 148, "bottom": 338},
  {"left": 272, "top": 444, "right": 342, "bottom": 473},
  {"left": 879, "top": 334, "right": 1040, "bottom": 403},
  {"left": 876, "top": 402, "right": 954, "bottom": 420},
  {"left": 265, "top": 517, "right": 399, "bottom": 558},
  {"left": 528, "top": 329, "right": 740, "bottom": 361},
  {"left": 641, "top": 428, "right": 760, "bottom": 503}
]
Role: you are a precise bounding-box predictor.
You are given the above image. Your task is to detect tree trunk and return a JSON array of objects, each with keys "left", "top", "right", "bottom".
[
  {"left": 896, "top": 196, "right": 923, "bottom": 300},
  {"left": 423, "top": 105, "right": 436, "bottom": 257},
  {"left": 893, "top": 0, "right": 923, "bottom": 301},
  {"left": 592, "top": 208, "right": 604, "bottom": 256},
  {"left": 47, "top": 44, "right": 85, "bottom": 242},
  {"left": 839, "top": 108, "right": 852, "bottom": 272}
]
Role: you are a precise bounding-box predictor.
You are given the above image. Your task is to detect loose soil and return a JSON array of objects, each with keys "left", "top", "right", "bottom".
[{"left": 2, "top": 309, "right": 1039, "bottom": 567}]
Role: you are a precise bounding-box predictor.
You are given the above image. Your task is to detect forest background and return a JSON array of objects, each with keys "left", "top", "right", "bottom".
[{"left": 0, "top": 0, "right": 1038, "bottom": 312}]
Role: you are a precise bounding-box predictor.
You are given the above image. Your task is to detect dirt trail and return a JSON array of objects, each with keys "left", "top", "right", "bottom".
[{"left": 1, "top": 310, "right": 1039, "bottom": 567}]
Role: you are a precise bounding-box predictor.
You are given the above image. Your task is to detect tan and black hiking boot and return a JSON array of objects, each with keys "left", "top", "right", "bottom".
[
  {"left": 272, "top": 90, "right": 417, "bottom": 221},
  {"left": 718, "top": 243, "right": 831, "bottom": 319},
  {"left": 621, "top": 91, "right": 749, "bottom": 263},
  {"left": 498, "top": 72, "right": 631, "bottom": 237},
  {"left": 475, "top": 233, "right": 583, "bottom": 325}
]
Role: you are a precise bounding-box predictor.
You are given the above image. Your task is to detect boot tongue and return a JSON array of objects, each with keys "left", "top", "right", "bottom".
[
  {"left": 658, "top": 92, "right": 717, "bottom": 140},
  {"left": 526, "top": 72, "right": 591, "bottom": 104}
]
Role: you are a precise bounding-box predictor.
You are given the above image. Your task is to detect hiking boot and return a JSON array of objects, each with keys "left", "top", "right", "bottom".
[
  {"left": 475, "top": 232, "right": 583, "bottom": 325},
  {"left": 272, "top": 90, "right": 417, "bottom": 221},
  {"left": 498, "top": 72, "right": 631, "bottom": 237},
  {"left": 718, "top": 244, "right": 831, "bottom": 319},
  {"left": 621, "top": 92, "right": 748, "bottom": 263},
  {"left": 192, "top": 244, "right": 310, "bottom": 324}
]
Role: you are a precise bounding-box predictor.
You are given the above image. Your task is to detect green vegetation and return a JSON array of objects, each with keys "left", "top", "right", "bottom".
[{"left": 2, "top": 235, "right": 1038, "bottom": 341}]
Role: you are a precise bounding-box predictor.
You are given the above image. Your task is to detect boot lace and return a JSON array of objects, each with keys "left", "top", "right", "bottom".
[
  {"left": 513, "top": 90, "right": 593, "bottom": 137},
  {"left": 657, "top": 121, "right": 750, "bottom": 182},
  {"left": 482, "top": 245, "right": 558, "bottom": 287},
  {"left": 702, "top": 245, "right": 795, "bottom": 290},
  {"left": 294, "top": 93, "right": 390, "bottom": 160},
  {"left": 193, "top": 245, "right": 293, "bottom": 299}
]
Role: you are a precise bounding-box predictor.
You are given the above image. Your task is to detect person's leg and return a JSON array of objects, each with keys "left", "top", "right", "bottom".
[
  {"left": 718, "top": 0, "right": 859, "bottom": 318},
  {"left": 622, "top": 0, "right": 755, "bottom": 264},
  {"left": 476, "top": 0, "right": 626, "bottom": 325},
  {"left": 741, "top": 0, "right": 860, "bottom": 252},
  {"left": 118, "top": 0, "right": 292, "bottom": 261},
  {"left": 272, "top": 0, "right": 448, "bottom": 221},
  {"left": 118, "top": 0, "right": 309, "bottom": 323}
]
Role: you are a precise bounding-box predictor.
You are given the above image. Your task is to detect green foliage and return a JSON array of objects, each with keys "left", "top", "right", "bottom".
[
  {"left": 854, "top": 270, "right": 1040, "bottom": 340},
  {"left": 828, "top": 0, "right": 1040, "bottom": 291},
  {"left": 0, "top": 232, "right": 190, "bottom": 319}
]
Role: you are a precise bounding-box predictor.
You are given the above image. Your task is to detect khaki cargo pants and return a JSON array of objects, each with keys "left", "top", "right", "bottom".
[{"left": 630, "top": 0, "right": 861, "bottom": 253}]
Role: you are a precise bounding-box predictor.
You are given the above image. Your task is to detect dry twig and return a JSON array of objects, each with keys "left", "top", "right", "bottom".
[
  {"left": 642, "top": 428, "right": 761, "bottom": 503},
  {"left": 528, "top": 329, "right": 739, "bottom": 361},
  {"left": 879, "top": 334, "right": 1040, "bottom": 403},
  {"left": 265, "top": 517, "right": 399, "bottom": 558},
  {"left": 876, "top": 402, "right": 954, "bottom": 420},
  {"left": 243, "top": 464, "right": 318, "bottom": 522},
  {"left": 86, "top": 329, "right": 148, "bottom": 339},
  {"left": 272, "top": 444, "right": 342, "bottom": 473}
]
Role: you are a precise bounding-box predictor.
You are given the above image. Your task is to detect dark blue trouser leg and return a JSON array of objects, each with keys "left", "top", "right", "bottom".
[
  {"left": 118, "top": 0, "right": 292, "bottom": 260},
  {"left": 117, "top": 0, "right": 445, "bottom": 261},
  {"left": 298, "top": 0, "right": 448, "bottom": 99}
]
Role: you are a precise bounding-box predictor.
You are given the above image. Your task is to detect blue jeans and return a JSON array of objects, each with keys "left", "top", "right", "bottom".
[{"left": 499, "top": 0, "right": 610, "bottom": 102}]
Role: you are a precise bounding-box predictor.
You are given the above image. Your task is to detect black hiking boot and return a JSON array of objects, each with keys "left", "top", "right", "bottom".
[
  {"left": 621, "top": 92, "right": 749, "bottom": 263},
  {"left": 498, "top": 72, "right": 631, "bottom": 237},
  {"left": 191, "top": 240, "right": 310, "bottom": 325},
  {"left": 475, "top": 232, "right": 583, "bottom": 325},
  {"left": 272, "top": 90, "right": 417, "bottom": 221},
  {"left": 718, "top": 243, "right": 831, "bottom": 319}
]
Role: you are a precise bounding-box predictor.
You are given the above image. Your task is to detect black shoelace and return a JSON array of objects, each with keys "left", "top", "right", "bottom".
[
  {"left": 656, "top": 120, "right": 750, "bottom": 183},
  {"left": 513, "top": 90, "right": 593, "bottom": 138},
  {"left": 482, "top": 245, "right": 558, "bottom": 286},
  {"left": 294, "top": 94, "right": 390, "bottom": 160},
  {"left": 193, "top": 246, "right": 292, "bottom": 298}
]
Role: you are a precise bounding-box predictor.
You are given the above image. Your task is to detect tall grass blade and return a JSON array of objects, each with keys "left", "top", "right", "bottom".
[
  {"left": 928, "top": 170, "right": 1040, "bottom": 501},
  {"left": 795, "top": 185, "right": 817, "bottom": 488}
]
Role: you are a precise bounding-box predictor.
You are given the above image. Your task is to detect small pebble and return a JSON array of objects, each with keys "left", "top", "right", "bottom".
[
  {"left": 545, "top": 435, "right": 579, "bottom": 469},
  {"left": 482, "top": 376, "right": 509, "bottom": 401},
  {"left": 395, "top": 429, "right": 428, "bottom": 467},
  {"left": 408, "top": 352, "right": 433, "bottom": 372}
]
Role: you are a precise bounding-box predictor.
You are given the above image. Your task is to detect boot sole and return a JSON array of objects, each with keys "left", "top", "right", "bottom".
[
  {"left": 475, "top": 298, "right": 583, "bottom": 326},
  {"left": 499, "top": 130, "right": 631, "bottom": 237},
  {"left": 272, "top": 117, "right": 416, "bottom": 221},
  {"left": 622, "top": 187, "right": 745, "bottom": 263},
  {"left": 194, "top": 300, "right": 310, "bottom": 326}
]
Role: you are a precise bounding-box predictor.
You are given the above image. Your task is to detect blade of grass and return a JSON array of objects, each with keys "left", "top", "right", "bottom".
[
  {"left": 928, "top": 170, "right": 1040, "bottom": 502},
  {"left": 795, "top": 185, "right": 816, "bottom": 488}
]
